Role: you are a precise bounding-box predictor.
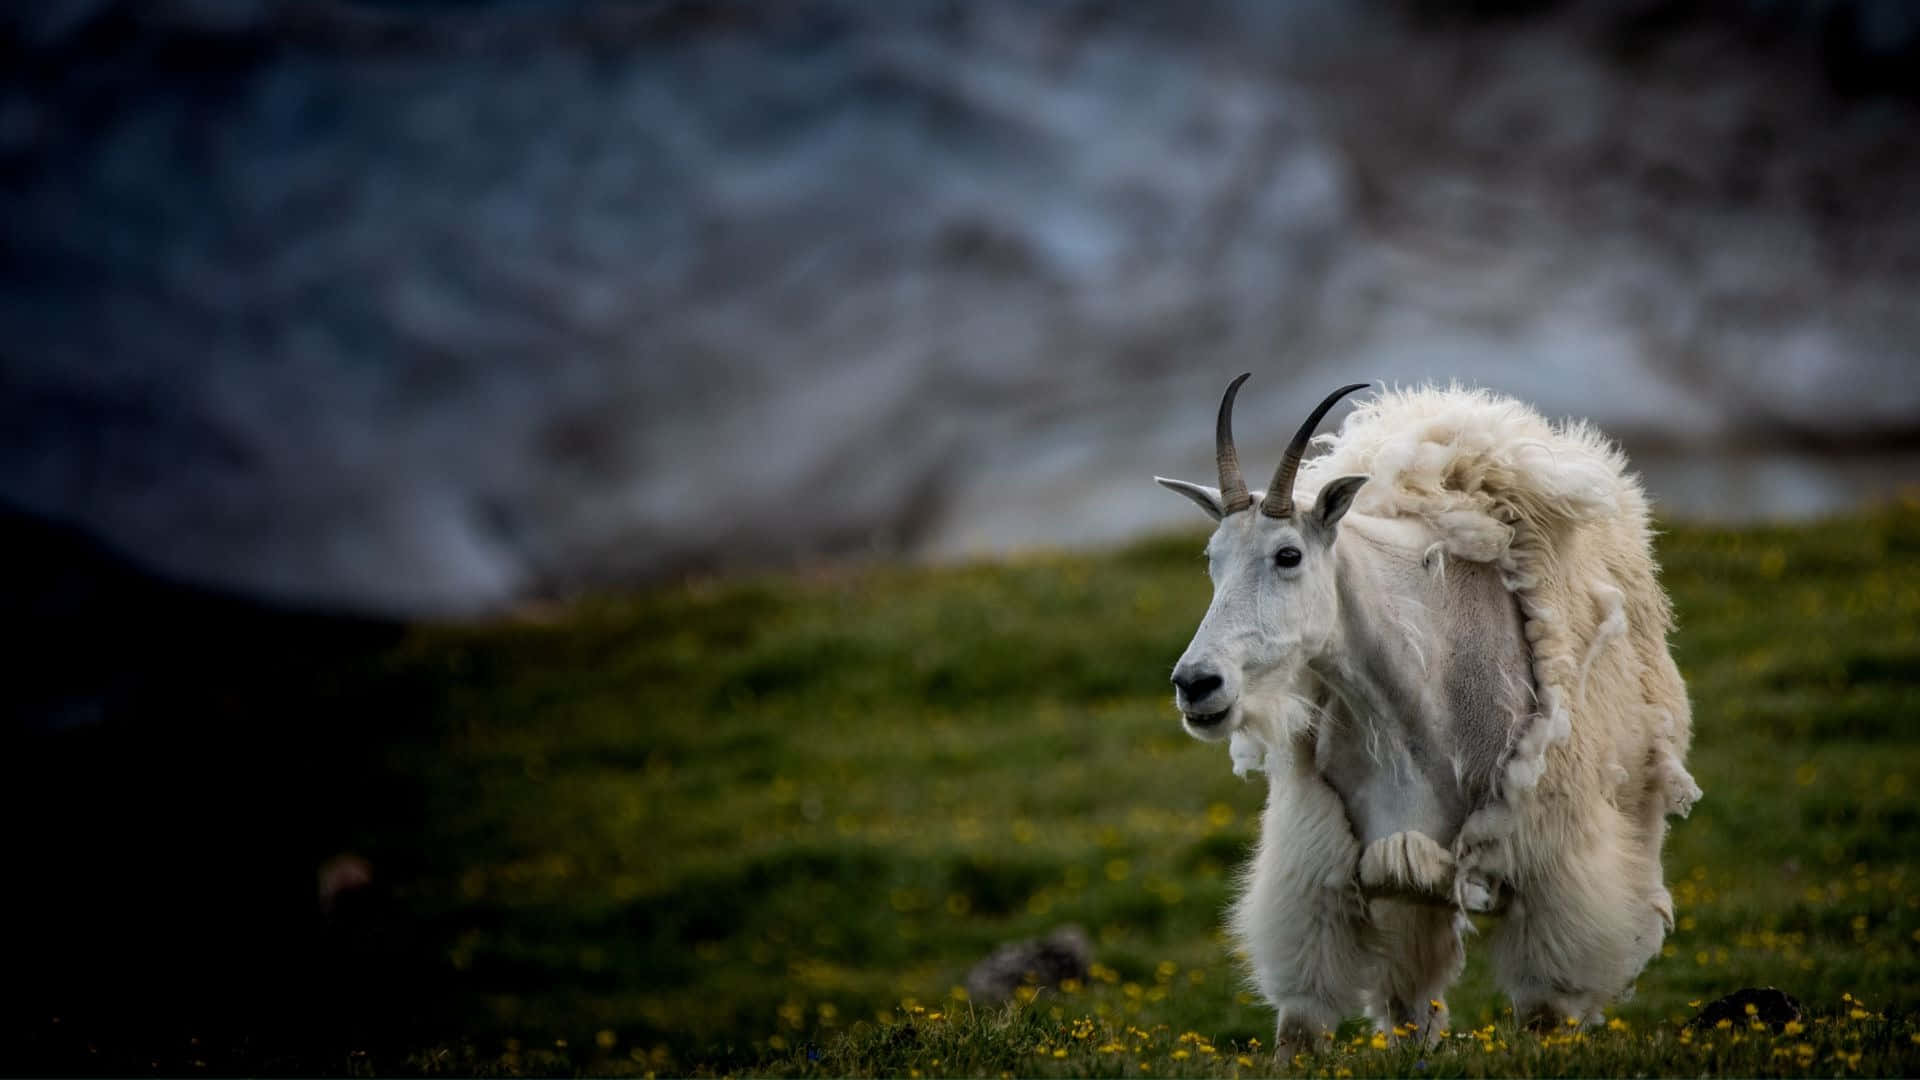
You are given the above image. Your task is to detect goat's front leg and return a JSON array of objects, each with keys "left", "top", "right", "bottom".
[
  {"left": 1354, "top": 826, "right": 1511, "bottom": 913},
  {"left": 1357, "top": 830, "right": 1455, "bottom": 903},
  {"left": 1452, "top": 805, "right": 1515, "bottom": 914},
  {"left": 1231, "top": 742, "right": 1375, "bottom": 1052}
]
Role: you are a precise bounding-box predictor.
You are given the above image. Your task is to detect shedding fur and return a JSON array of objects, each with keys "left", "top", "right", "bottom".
[
  {"left": 1196, "top": 384, "right": 1699, "bottom": 1039},
  {"left": 1294, "top": 384, "right": 1699, "bottom": 805}
]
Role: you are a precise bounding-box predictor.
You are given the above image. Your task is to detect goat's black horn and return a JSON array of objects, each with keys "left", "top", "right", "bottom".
[
  {"left": 1216, "top": 373, "right": 1253, "bottom": 515},
  {"left": 1260, "top": 383, "right": 1369, "bottom": 518}
]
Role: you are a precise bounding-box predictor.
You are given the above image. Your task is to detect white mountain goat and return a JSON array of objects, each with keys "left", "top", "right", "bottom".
[{"left": 1154, "top": 377, "right": 1700, "bottom": 1046}]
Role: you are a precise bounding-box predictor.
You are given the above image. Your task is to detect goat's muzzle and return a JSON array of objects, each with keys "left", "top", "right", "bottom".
[{"left": 1173, "top": 664, "right": 1237, "bottom": 739}]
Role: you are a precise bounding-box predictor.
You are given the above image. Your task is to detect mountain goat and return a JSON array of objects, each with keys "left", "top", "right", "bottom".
[{"left": 1155, "top": 377, "right": 1700, "bottom": 1046}]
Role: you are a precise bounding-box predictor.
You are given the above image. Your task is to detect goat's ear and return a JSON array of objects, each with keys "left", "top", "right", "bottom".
[
  {"left": 1312, "top": 475, "right": 1369, "bottom": 532},
  {"left": 1154, "top": 477, "right": 1225, "bottom": 521}
]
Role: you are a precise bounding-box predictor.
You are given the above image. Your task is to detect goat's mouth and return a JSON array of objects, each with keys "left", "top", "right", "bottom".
[{"left": 1181, "top": 703, "right": 1237, "bottom": 738}]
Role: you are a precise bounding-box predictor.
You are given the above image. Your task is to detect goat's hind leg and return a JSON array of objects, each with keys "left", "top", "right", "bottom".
[
  {"left": 1365, "top": 900, "right": 1465, "bottom": 1047},
  {"left": 1490, "top": 816, "right": 1664, "bottom": 1029}
]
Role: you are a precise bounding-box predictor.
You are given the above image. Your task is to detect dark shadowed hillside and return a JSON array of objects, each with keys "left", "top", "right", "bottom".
[{"left": 10, "top": 501, "right": 1919, "bottom": 1074}]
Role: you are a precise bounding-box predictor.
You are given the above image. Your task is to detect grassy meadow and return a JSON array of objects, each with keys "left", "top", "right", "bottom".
[{"left": 17, "top": 501, "right": 1920, "bottom": 1075}]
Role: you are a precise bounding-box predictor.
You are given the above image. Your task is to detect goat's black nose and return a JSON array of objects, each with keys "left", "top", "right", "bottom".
[{"left": 1172, "top": 670, "right": 1224, "bottom": 702}]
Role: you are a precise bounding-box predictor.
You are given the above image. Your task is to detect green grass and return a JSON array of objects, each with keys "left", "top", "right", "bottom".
[
  {"left": 37, "top": 502, "right": 1920, "bottom": 1075},
  {"left": 284, "top": 498, "right": 1918, "bottom": 1076}
]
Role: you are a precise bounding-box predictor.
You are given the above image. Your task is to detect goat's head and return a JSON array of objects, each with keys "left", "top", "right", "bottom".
[{"left": 1154, "top": 375, "right": 1370, "bottom": 741}]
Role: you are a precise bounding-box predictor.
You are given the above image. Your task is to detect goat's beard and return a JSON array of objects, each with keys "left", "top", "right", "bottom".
[
  {"left": 1227, "top": 724, "right": 1273, "bottom": 777},
  {"left": 1224, "top": 692, "right": 1319, "bottom": 778}
]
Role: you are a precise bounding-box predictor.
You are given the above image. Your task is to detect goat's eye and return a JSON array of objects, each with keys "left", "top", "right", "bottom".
[{"left": 1275, "top": 546, "right": 1302, "bottom": 568}]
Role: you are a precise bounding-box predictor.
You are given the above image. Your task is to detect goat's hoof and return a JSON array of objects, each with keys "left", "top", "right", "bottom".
[
  {"left": 1456, "top": 871, "right": 1509, "bottom": 914},
  {"left": 1272, "top": 997, "right": 1341, "bottom": 1055}
]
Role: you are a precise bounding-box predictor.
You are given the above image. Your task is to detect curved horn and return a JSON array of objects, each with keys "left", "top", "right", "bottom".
[
  {"left": 1215, "top": 372, "right": 1254, "bottom": 515},
  {"left": 1260, "top": 382, "right": 1370, "bottom": 518}
]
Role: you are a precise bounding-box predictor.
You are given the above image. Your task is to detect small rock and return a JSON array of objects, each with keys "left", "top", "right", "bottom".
[
  {"left": 963, "top": 925, "right": 1092, "bottom": 1005},
  {"left": 1687, "top": 987, "right": 1802, "bottom": 1031},
  {"left": 316, "top": 853, "right": 374, "bottom": 917}
]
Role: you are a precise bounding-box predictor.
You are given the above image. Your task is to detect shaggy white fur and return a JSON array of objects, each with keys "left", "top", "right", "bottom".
[
  {"left": 1230, "top": 730, "right": 1376, "bottom": 1044},
  {"left": 1233, "top": 384, "right": 1700, "bottom": 1034}
]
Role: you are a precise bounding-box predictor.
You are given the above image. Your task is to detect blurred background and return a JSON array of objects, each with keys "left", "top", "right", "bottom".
[
  {"left": 4, "top": 0, "right": 1918, "bottom": 1074},
  {"left": 5, "top": 0, "right": 1920, "bottom": 617}
]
